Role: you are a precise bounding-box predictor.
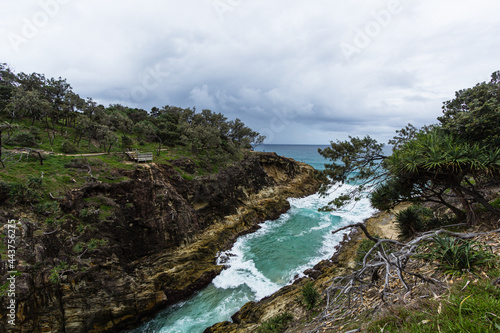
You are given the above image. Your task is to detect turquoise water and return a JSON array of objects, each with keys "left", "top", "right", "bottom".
[{"left": 128, "top": 145, "right": 376, "bottom": 333}]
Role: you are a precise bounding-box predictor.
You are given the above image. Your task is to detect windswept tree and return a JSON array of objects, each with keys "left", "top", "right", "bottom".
[
  {"left": 6, "top": 87, "right": 51, "bottom": 125},
  {"left": 438, "top": 70, "right": 500, "bottom": 147},
  {"left": 320, "top": 71, "right": 500, "bottom": 226},
  {"left": 228, "top": 118, "right": 265, "bottom": 150},
  {"left": 379, "top": 128, "right": 500, "bottom": 225},
  {"left": 318, "top": 135, "right": 387, "bottom": 210}
]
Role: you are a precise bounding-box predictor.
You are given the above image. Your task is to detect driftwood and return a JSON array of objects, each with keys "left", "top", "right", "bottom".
[{"left": 304, "top": 223, "right": 500, "bottom": 333}]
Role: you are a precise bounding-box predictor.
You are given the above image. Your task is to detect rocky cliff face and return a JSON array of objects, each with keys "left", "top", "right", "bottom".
[{"left": 0, "top": 152, "right": 321, "bottom": 333}]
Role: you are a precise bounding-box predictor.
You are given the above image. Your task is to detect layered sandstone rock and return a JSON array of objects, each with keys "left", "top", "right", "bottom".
[{"left": 0, "top": 152, "right": 321, "bottom": 333}]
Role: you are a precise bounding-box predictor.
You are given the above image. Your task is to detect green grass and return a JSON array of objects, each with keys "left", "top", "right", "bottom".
[
  {"left": 490, "top": 197, "right": 500, "bottom": 209},
  {"left": 257, "top": 313, "right": 294, "bottom": 333},
  {"left": 355, "top": 235, "right": 381, "bottom": 264},
  {"left": 365, "top": 269, "right": 500, "bottom": 332},
  {"left": 1, "top": 116, "right": 246, "bottom": 185},
  {"left": 300, "top": 281, "right": 321, "bottom": 310},
  {"left": 418, "top": 236, "right": 497, "bottom": 275}
]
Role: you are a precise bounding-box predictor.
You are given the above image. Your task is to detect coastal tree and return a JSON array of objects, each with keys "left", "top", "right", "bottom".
[
  {"left": 319, "top": 72, "right": 500, "bottom": 226},
  {"left": 228, "top": 118, "right": 266, "bottom": 150},
  {"left": 318, "top": 135, "right": 387, "bottom": 210},
  {"left": 381, "top": 128, "right": 500, "bottom": 225},
  {"left": 438, "top": 70, "right": 500, "bottom": 147},
  {"left": 320, "top": 128, "right": 500, "bottom": 226},
  {"left": 0, "top": 63, "right": 17, "bottom": 112},
  {"left": 6, "top": 87, "right": 52, "bottom": 125}
]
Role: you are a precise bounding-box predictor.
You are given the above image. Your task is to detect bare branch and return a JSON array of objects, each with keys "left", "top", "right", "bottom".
[
  {"left": 304, "top": 225, "right": 500, "bottom": 333},
  {"left": 331, "top": 222, "right": 379, "bottom": 243}
]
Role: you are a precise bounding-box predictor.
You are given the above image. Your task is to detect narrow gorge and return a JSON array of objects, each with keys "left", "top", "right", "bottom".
[{"left": 0, "top": 152, "right": 321, "bottom": 333}]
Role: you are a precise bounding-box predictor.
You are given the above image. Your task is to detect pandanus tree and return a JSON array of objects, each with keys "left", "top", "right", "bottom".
[
  {"left": 383, "top": 129, "right": 500, "bottom": 225},
  {"left": 320, "top": 71, "right": 500, "bottom": 226}
]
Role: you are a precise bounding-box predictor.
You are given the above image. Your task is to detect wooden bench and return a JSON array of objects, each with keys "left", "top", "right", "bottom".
[
  {"left": 137, "top": 152, "right": 153, "bottom": 162},
  {"left": 126, "top": 151, "right": 153, "bottom": 162}
]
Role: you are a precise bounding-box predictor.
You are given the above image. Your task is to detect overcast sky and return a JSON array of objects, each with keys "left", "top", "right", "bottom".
[{"left": 1, "top": 0, "right": 499, "bottom": 144}]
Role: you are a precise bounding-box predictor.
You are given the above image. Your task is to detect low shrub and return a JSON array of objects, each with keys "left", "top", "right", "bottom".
[
  {"left": 27, "top": 175, "right": 43, "bottom": 189},
  {"left": 10, "top": 131, "right": 37, "bottom": 147},
  {"left": 300, "top": 281, "right": 321, "bottom": 310},
  {"left": 395, "top": 205, "right": 433, "bottom": 238},
  {"left": 35, "top": 202, "right": 60, "bottom": 216},
  {"left": 61, "top": 140, "right": 77, "bottom": 154},
  {"left": 0, "top": 181, "right": 12, "bottom": 203},
  {"left": 425, "top": 236, "right": 497, "bottom": 274},
  {"left": 356, "top": 237, "right": 379, "bottom": 263},
  {"left": 257, "top": 313, "right": 294, "bottom": 333},
  {"left": 8, "top": 182, "right": 40, "bottom": 203},
  {"left": 365, "top": 270, "right": 500, "bottom": 332}
]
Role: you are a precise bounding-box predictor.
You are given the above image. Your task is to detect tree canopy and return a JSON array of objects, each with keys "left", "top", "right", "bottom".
[
  {"left": 0, "top": 63, "right": 265, "bottom": 168},
  {"left": 319, "top": 71, "right": 500, "bottom": 226}
]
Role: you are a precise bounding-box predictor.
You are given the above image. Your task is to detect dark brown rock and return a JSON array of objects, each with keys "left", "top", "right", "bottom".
[{"left": 0, "top": 152, "right": 321, "bottom": 333}]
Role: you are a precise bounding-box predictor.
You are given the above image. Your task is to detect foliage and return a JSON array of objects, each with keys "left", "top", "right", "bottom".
[
  {"left": 300, "top": 281, "right": 321, "bottom": 310},
  {"left": 318, "top": 135, "right": 386, "bottom": 210},
  {"left": 257, "top": 313, "right": 294, "bottom": 333},
  {"left": 9, "top": 131, "right": 37, "bottom": 147},
  {"left": 49, "top": 263, "right": 78, "bottom": 284},
  {"left": 121, "top": 135, "right": 133, "bottom": 151},
  {"left": 72, "top": 238, "right": 108, "bottom": 254},
  {"left": 8, "top": 182, "right": 40, "bottom": 203},
  {"left": 387, "top": 128, "right": 499, "bottom": 177},
  {"left": 395, "top": 205, "right": 432, "bottom": 238},
  {"left": 64, "top": 158, "right": 91, "bottom": 169},
  {"left": 79, "top": 207, "right": 100, "bottom": 219},
  {"left": 27, "top": 175, "right": 43, "bottom": 188},
  {"left": 422, "top": 236, "right": 497, "bottom": 274},
  {"left": 386, "top": 128, "right": 500, "bottom": 224},
  {"left": 0, "top": 64, "right": 264, "bottom": 172},
  {"left": 438, "top": 70, "right": 500, "bottom": 147},
  {"left": 61, "top": 140, "right": 77, "bottom": 154},
  {"left": 0, "top": 180, "right": 12, "bottom": 203},
  {"left": 34, "top": 201, "right": 60, "bottom": 216},
  {"left": 49, "top": 262, "right": 67, "bottom": 283},
  {"left": 356, "top": 237, "right": 379, "bottom": 263},
  {"left": 365, "top": 270, "right": 500, "bottom": 332},
  {"left": 320, "top": 71, "right": 500, "bottom": 226}
]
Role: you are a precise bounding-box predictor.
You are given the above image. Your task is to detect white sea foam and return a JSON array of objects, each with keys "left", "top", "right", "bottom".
[
  {"left": 283, "top": 183, "right": 377, "bottom": 282},
  {"left": 213, "top": 238, "right": 280, "bottom": 301},
  {"left": 215, "top": 182, "right": 377, "bottom": 298},
  {"left": 133, "top": 148, "right": 382, "bottom": 333}
]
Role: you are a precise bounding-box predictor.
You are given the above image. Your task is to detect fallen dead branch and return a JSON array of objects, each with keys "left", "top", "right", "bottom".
[{"left": 304, "top": 223, "right": 500, "bottom": 333}]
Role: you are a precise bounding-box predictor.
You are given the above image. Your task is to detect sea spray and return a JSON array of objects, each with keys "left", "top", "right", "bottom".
[{"left": 129, "top": 145, "right": 377, "bottom": 333}]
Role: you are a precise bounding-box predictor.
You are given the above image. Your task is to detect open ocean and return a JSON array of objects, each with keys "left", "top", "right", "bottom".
[{"left": 127, "top": 145, "right": 376, "bottom": 333}]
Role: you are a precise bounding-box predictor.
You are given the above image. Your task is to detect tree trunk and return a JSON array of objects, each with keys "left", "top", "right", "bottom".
[
  {"left": 107, "top": 139, "right": 117, "bottom": 154},
  {"left": 433, "top": 193, "right": 466, "bottom": 222},
  {"left": 452, "top": 187, "right": 476, "bottom": 226},
  {"left": 460, "top": 184, "right": 500, "bottom": 217},
  {"left": 0, "top": 129, "right": 3, "bottom": 168}
]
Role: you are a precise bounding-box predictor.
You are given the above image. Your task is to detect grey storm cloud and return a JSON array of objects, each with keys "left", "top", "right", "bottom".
[{"left": 1, "top": 0, "right": 500, "bottom": 144}]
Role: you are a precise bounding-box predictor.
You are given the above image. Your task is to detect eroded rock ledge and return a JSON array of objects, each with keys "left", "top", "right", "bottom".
[
  {"left": 204, "top": 210, "right": 403, "bottom": 333},
  {"left": 0, "top": 152, "right": 321, "bottom": 333}
]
